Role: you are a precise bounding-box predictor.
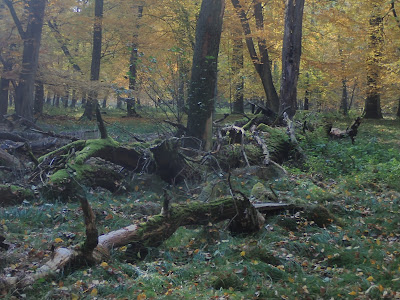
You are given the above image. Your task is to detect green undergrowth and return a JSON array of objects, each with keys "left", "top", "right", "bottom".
[{"left": 1, "top": 111, "right": 400, "bottom": 299}]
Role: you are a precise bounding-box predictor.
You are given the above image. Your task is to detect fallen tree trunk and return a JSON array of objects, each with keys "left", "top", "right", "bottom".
[{"left": 0, "top": 194, "right": 264, "bottom": 291}]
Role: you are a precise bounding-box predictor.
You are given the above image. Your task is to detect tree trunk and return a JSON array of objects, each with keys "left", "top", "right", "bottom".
[
  {"left": 279, "top": 0, "right": 305, "bottom": 119},
  {"left": 33, "top": 80, "right": 44, "bottom": 115},
  {"left": 340, "top": 79, "right": 348, "bottom": 116},
  {"left": 186, "top": 0, "right": 225, "bottom": 150},
  {"left": 82, "top": 0, "right": 104, "bottom": 120},
  {"left": 0, "top": 77, "right": 10, "bottom": 115},
  {"left": 127, "top": 5, "right": 143, "bottom": 117},
  {"left": 232, "top": 32, "right": 244, "bottom": 114},
  {"left": 364, "top": 4, "right": 383, "bottom": 119},
  {"left": 231, "top": 0, "right": 280, "bottom": 113},
  {"left": 45, "top": 90, "right": 52, "bottom": 105},
  {"left": 4, "top": 0, "right": 46, "bottom": 121},
  {"left": 70, "top": 89, "right": 77, "bottom": 108},
  {"left": 396, "top": 98, "right": 400, "bottom": 118},
  {"left": 62, "top": 88, "right": 69, "bottom": 108}
]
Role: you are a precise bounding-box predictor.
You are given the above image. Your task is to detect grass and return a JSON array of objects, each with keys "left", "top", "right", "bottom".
[{"left": 1, "top": 108, "right": 400, "bottom": 299}]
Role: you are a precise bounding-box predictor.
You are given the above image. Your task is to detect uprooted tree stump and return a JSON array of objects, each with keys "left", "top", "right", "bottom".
[
  {"left": 0, "top": 194, "right": 264, "bottom": 292},
  {"left": 327, "top": 117, "right": 362, "bottom": 144},
  {"left": 36, "top": 138, "right": 152, "bottom": 199}
]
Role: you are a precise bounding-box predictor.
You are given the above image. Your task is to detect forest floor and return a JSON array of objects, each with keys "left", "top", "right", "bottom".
[{"left": 1, "top": 107, "right": 400, "bottom": 299}]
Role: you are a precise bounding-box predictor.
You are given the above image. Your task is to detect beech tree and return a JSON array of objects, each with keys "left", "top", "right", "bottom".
[
  {"left": 82, "top": 0, "right": 104, "bottom": 120},
  {"left": 186, "top": 0, "right": 225, "bottom": 150},
  {"left": 3, "top": 0, "right": 46, "bottom": 120},
  {"left": 364, "top": 1, "right": 383, "bottom": 119},
  {"left": 231, "top": 0, "right": 280, "bottom": 112},
  {"left": 279, "top": 0, "right": 305, "bottom": 118}
]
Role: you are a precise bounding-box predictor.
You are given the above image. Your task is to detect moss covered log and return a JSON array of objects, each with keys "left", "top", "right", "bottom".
[
  {"left": 0, "top": 185, "right": 35, "bottom": 206},
  {"left": 0, "top": 195, "right": 263, "bottom": 291},
  {"left": 39, "top": 138, "right": 149, "bottom": 199}
]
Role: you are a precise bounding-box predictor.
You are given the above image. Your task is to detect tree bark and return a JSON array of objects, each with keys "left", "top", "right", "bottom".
[
  {"left": 82, "top": 0, "right": 104, "bottom": 120},
  {"left": 340, "top": 79, "right": 348, "bottom": 116},
  {"left": 127, "top": 5, "right": 143, "bottom": 117},
  {"left": 4, "top": 0, "right": 46, "bottom": 121},
  {"left": 0, "top": 77, "right": 10, "bottom": 115},
  {"left": 231, "top": 0, "right": 280, "bottom": 113},
  {"left": 279, "top": 0, "right": 305, "bottom": 119},
  {"left": 33, "top": 80, "right": 44, "bottom": 115},
  {"left": 364, "top": 4, "right": 383, "bottom": 119},
  {"left": 186, "top": 0, "right": 225, "bottom": 150},
  {"left": 232, "top": 32, "right": 244, "bottom": 114}
]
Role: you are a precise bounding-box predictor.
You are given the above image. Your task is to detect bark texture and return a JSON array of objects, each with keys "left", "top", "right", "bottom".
[
  {"left": 186, "top": 0, "right": 225, "bottom": 150},
  {"left": 83, "top": 0, "right": 104, "bottom": 120},
  {"left": 4, "top": 0, "right": 46, "bottom": 121},
  {"left": 279, "top": 0, "right": 305, "bottom": 119},
  {"left": 364, "top": 3, "right": 383, "bottom": 119},
  {"left": 231, "top": 0, "right": 279, "bottom": 112}
]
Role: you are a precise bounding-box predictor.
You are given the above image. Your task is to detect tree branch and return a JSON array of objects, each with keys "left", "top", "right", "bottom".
[{"left": 3, "top": 0, "right": 26, "bottom": 39}]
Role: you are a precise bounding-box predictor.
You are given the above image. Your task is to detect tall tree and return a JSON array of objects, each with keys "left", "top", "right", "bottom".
[
  {"left": 231, "top": 0, "right": 280, "bottom": 112},
  {"left": 231, "top": 31, "right": 244, "bottom": 114},
  {"left": 364, "top": 1, "right": 383, "bottom": 119},
  {"left": 82, "top": 0, "right": 104, "bottom": 120},
  {"left": 127, "top": 4, "right": 143, "bottom": 117},
  {"left": 186, "top": 0, "right": 225, "bottom": 150},
  {"left": 3, "top": 0, "right": 46, "bottom": 120},
  {"left": 279, "top": 0, "right": 305, "bottom": 118}
]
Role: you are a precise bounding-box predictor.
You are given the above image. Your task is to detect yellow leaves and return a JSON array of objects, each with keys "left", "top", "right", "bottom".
[
  {"left": 348, "top": 290, "right": 357, "bottom": 296},
  {"left": 134, "top": 185, "right": 139, "bottom": 192},
  {"left": 100, "top": 261, "right": 109, "bottom": 268},
  {"left": 240, "top": 251, "right": 246, "bottom": 257},
  {"left": 376, "top": 239, "right": 381, "bottom": 246},
  {"left": 54, "top": 238, "right": 63, "bottom": 243},
  {"left": 137, "top": 293, "right": 146, "bottom": 300},
  {"left": 366, "top": 276, "right": 374, "bottom": 282},
  {"left": 71, "top": 293, "right": 79, "bottom": 300},
  {"left": 90, "top": 288, "right": 98, "bottom": 296},
  {"left": 194, "top": 249, "right": 200, "bottom": 254}
]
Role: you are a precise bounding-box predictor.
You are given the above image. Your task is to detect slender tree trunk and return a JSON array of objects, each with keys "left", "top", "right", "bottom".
[
  {"left": 0, "top": 77, "right": 10, "bottom": 115},
  {"left": 82, "top": 0, "right": 103, "bottom": 120},
  {"left": 70, "top": 89, "right": 77, "bottom": 108},
  {"left": 340, "top": 79, "right": 348, "bottom": 116},
  {"left": 279, "top": 0, "right": 305, "bottom": 119},
  {"left": 364, "top": 8, "right": 383, "bottom": 119},
  {"left": 81, "top": 91, "right": 87, "bottom": 106},
  {"left": 62, "top": 88, "right": 69, "bottom": 108},
  {"left": 55, "top": 94, "right": 60, "bottom": 107},
  {"left": 33, "top": 80, "right": 44, "bottom": 115},
  {"left": 127, "top": 5, "right": 143, "bottom": 117},
  {"left": 186, "top": 0, "right": 225, "bottom": 150},
  {"left": 397, "top": 98, "right": 400, "bottom": 118},
  {"left": 4, "top": 0, "right": 46, "bottom": 121},
  {"left": 232, "top": 32, "right": 244, "bottom": 114},
  {"left": 231, "top": 0, "right": 280, "bottom": 112},
  {"left": 45, "top": 89, "right": 52, "bottom": 105}
]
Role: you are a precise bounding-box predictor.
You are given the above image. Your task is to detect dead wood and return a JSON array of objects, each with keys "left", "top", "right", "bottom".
[
  {"left": 328, "top": 117, "right": 361, "bottom": 144},
  {"left": 150, "top": 138, "right": 197, "bottom": 183},
  {"left": 0, "top": 185, "right": 35, "bottom": 207},
  {"left": 0, "top": 149, "right": 23, "bottom": 169},
  {"left": 30, "top": 128, "right": 80, "bottom": 141},
  {"left": 0, "top": 195, "right": 264, "bottom": 292},
  {"left": 283, "top": 112, "right": 306, "bottom": 159}
]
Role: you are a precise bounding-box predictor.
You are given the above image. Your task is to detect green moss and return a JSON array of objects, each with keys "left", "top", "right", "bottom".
[
  {"left": 38, "top": 140, "right": 86, "bottom": 163},
  {"left": 74, "top": 138, "right": 119, "bottom": 165}
]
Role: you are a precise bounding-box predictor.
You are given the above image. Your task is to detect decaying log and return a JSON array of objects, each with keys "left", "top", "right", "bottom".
[
  {"left": 150, "top": 138, "right": 197, "bottom": 183},
  {"left": 0, "top": 185, "right": 35, "bottom": 207},
  {"left": 0, "top": 149, "right": 23, "bottom": 169},
  {"left": 283, "top": 112, "right": 306, "bottom": 159},
  {"left": 328, "top": 117, "right": 361, "bottom": 144},
  {"left": 0, "top": 195, "right": 264, "bottom": 291}
]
